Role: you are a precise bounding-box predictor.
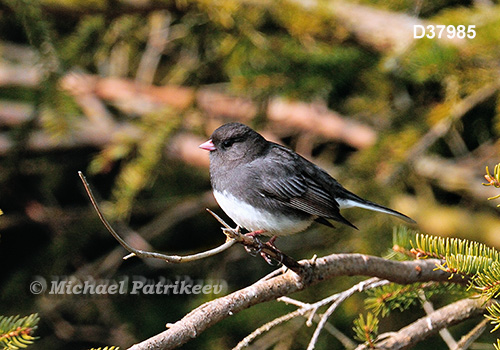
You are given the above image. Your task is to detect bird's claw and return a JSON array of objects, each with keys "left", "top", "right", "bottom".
[
  {"left": 260, "top": 251, "right": 276, "bottom": 265},
  {"left": 244, "top": 233, "right": 265, "bottom": 256},
  {"left": 242, "top": 234, "right": 283, "bottom": 266}
]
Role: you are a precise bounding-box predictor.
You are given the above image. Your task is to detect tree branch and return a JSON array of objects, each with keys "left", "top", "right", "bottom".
[
  {"left": 80, "top": 165, "right": 480, "bottom": 350},
  {"left": 355, "top": 297, "right": 488, "bottom": 350},
  {"left": 126, "top": 255, "right": 465, "bottom": 350},
  {"left": 418, "top": 290, "right": 457, "bottom": 349},
  {"left": 452, "top": 318, "right": 489, "bottom": 350},
  {"left": 291, "top": 0, "right": 465, "bottom": 53}
]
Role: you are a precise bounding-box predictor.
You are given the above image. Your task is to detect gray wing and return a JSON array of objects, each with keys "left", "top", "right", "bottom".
[{"left": 253, "top": 145, "right": 357, "bottom": 228}]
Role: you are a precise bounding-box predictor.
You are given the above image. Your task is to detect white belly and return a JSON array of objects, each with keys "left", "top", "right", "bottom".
[{"left": 213, "top": 190, "right": 312, "bottom": 236}]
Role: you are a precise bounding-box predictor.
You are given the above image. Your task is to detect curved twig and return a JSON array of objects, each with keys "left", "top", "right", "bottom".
[
  {"left": 306, "top": 278, "right": 389, "bottom": 350},
  {"left": 78, "top": 171, "right": 235, "bottom": 263},
  {"left": 453, "top": 318, "right": 489, "bottom": 350}
]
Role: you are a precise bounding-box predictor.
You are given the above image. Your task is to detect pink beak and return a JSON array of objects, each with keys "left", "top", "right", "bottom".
[{"left": 199, "top": 139, "right": 216, "bottom": 151}]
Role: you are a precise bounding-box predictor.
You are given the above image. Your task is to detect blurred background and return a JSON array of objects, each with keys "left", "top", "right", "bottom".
[{"left": 1, "top": 0, "right": 500, "bottom": 349}]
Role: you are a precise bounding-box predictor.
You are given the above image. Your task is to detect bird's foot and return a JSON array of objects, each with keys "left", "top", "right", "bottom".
[
  {"left": 259, "top": 251, "right": 275, "bottom": 265},
  {"left": 243, "top": 229, "right": 265, "bottom": 256},
  {"left": 244, "top": 236, "right": 264, "bottom": 257},
  {"left": 266, "top": 235, "right": 277, "bottom": 248},
  {"left": 243, "top": 231, "right": 282, "bottom": 266},
  {"left": 261, "top": 236, "right": 282, "bottom": 265}
]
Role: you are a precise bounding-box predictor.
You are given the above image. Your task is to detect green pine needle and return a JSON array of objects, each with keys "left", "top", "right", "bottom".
[
  {"left": 364, "top": 282, "right": 465, "bottom": 318},
  {"left": 487, "top": 302, "right": 500, "bottom": 333},
  {"left": 412, "top": 233, "right": 500, "bottom": 262},
  {"left": 388, "top": 226, "right": 418, "bottom": 260},
  {"left": 0, "top": 314, "right": 39, "bottom": 350},
  {"left": 353, "top": 313, "right": 379, "bottom": 347},
  {"left": 473, "top": 262, "right": 500, "bottom": 298},
  {"left": 483, "top": 164, "right": 500, "bottom": 206},
  {"left": 393, "top": 227, "right": 500, "bottom": 347}
]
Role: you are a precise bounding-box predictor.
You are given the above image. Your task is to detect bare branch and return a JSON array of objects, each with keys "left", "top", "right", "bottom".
[
  {"left": 126, "top": 255, "right": 465, "bottom": 350},
  {"left": 307, "top": 278, "right": 389, "bottom": 350},
  {"left": 419, "top": 290, "right": 457, "bottom": 349},
  {"left": 452, "top": 318, "right": 489, "bottom": 350},
  {"left": 232, "top": 303, "right": 306, "bottom": 350},
  {"left": 235, "top": 278, "right": 386, "bottom": 350},
  {"left": 0, "top": 66, "right": 376, "bottom": 148},
  {"left": 236, "top": 278, "right": 386, "bottom": 350},
  {"left": 291, "top": 0, "right": 465, "bottom": 53},
  {"left": 267, "top": 98, "right": 376, "bottom": 149},
  {"left": 0, "top": 61, "right": 41, "bottom": 86},
  {"left": 76, "top": 73, "right": 377, "bottom": 149}
]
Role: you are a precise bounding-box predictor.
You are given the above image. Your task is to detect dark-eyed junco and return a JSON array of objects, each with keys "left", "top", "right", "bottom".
[{"left": 199, "top": 123, "right": 415, "bottom": 236}]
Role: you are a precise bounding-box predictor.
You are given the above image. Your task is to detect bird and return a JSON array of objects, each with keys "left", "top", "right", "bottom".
[{"left": 199, "top": 122, "right": 415, "bottom": 237}]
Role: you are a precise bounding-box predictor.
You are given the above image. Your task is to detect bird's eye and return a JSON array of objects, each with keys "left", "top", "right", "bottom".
[
  {"left": 222, "top": 137, "right": 242, "bottom": 149},
  {"left": 222, "top": 140, "right": 234, "bottom": 148}
]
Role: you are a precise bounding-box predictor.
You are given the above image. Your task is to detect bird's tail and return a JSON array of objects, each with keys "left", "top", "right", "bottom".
[{"left": 337, "top": 195, "right": 416, "bottom": 224}]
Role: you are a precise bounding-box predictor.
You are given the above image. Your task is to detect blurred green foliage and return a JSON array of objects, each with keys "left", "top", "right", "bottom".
[{"left": 1, "top": 0, "right": 500, "bottom": 349}]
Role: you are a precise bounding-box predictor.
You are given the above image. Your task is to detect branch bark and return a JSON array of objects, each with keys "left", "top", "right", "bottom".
[
  {"left": 355, "top": 297, "right": 488, "bottom": 350},
  {"left": 127, "top": 255, "right": 465, "bottom": 350}
]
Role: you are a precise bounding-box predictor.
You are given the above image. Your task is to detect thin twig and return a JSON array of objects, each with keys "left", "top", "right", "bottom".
[
  {"left": 80, "top": 170, "right": 301, "bottom": 269},
  {"left": 78, "top": 171, "right": 235, "bottom": 263},
  {"left": 278, "top": 296, "right": 308, "bottom": 308},
  {"left": 234, "top": 278, "right": 388, "bottom": 350},
  {"left": 419, "top": 290, "right": 457, "bottom": 349},
  {"left": 307, "top": 278, "right": 390, "bottom": 350},
  {"left": 256, "top": 267, "right": 288, "bottom": 282},
  {"left": 452, "top": 318, "right": 489, "bottom": 350},
  {"left": 320, "top": 320, "right": 357, "bottom": 350},
  {"left": 233, "top": 307, "right": 307, "bottom": 350}
]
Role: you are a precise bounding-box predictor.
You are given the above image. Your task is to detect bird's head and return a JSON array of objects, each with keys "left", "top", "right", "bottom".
[{"left": 199, "top": 123, "right": 268, "bottom": 163}]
